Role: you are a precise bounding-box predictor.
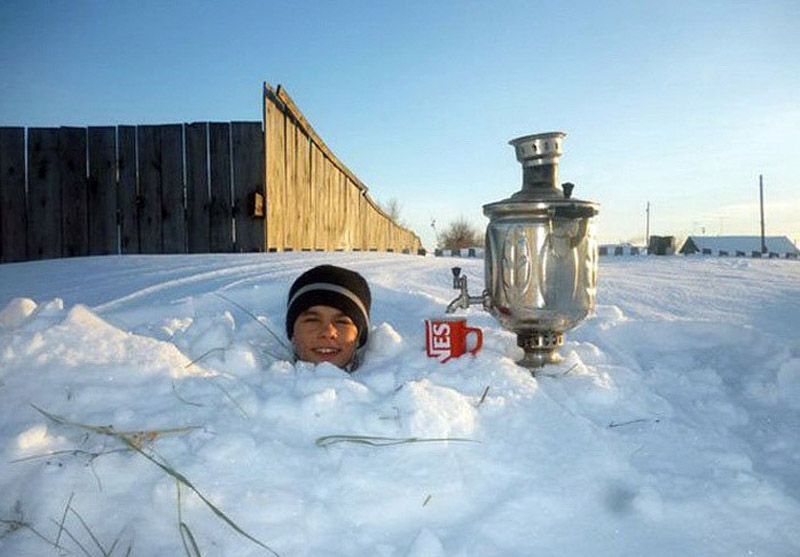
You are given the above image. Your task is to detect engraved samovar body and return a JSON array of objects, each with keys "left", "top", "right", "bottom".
[{"left": 448, "top": 132, "right": 599, "bottom": 370}]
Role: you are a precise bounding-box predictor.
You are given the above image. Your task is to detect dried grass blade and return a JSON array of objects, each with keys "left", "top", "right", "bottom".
[
  {"left": 184, "top": 347, "right": 226, "bottom": 370},
  {"left": 477, "top": 386, "right": 490, "bottom": 407},
  {"left": 50, "top": 518, "right": 91, "bottom": 557},
  {"left": 55, "top": 491, "right": 74, "bottom": 548},
  {"left": 180, "top": 522, "right": 203, "bottom": 557},
  {"left": 315, "top": 434, "right": 479, "bottom": 448},
  {"left": 2, "top": 519, "right": 65, "bottom": 551},
  {"left": 172, "top": 381, "right": 206, "bottom": 407},
  {"left": 10, "top": 447, "right": 129, "bottom": 464},
  {"left": 33, "top": 405, "right": 279, "bottom": 556},
  {"left": 215, "top": 293, "right": 291, "bottom": 353},
  {"left": 69, "top": 507, "right": 107, "bottom": 555},
  {"left": 107, "top": 526, "right": 126, "bottom": 556},
  {"left": 211, "top": 379, "right": 249, "bottom": 420}
]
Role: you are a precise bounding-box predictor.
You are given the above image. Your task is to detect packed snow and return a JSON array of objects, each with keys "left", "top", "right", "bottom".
[{"left": 1, "top": 252, "right": 799, "bottom": 556}]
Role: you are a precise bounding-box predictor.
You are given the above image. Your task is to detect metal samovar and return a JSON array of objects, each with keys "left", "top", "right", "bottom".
[{"left": 446, "top": 132, "right": 599, "bottom": 371}]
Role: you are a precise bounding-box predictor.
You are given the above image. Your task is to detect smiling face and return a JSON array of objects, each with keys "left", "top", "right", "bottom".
[{"left": 291, "top": 305, "right": 359, "bottom": 369}]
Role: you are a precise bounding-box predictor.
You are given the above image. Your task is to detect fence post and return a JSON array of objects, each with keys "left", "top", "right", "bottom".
[
  {"left": 185, "top": 122, "right": 211, "bottom": 253},
  {"left": 0, "top": 127, "right": 27, "bottom": 262},
  {"left": 118, "top": 126, "right": 139, "bottom": 254},
  {"left": 232, "top": 121, "right": 265, "bottom": 252},
  {"left": 160, "top": 124, "right": 186, "bottom": 254},
  {"left": 209, "top": 122, "right": 234, "bottom": 252},
  {"left": 87, "top": 126, "right": 118, "bottom": 255},
  {"left": 27, "top": 128, "right": 62, "bottom": 259}
]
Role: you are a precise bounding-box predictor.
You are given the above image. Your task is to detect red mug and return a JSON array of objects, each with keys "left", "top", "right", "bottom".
[{"left": 425, "top": 318, "right": 483, "bottom": 363}]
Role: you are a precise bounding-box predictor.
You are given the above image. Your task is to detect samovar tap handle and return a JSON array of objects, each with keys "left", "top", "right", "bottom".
[{"left": 446, "top": 267, "right": 484, "bottom": 313}]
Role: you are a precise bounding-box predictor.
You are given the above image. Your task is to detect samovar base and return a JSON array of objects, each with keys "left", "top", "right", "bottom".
[{"left": 516, "top": 330, "right": 564, "bottom": 371}]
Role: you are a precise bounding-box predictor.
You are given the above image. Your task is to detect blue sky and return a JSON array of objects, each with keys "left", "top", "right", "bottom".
[{"left": 2, "top": 0, "right": 798, "bottom": 248}]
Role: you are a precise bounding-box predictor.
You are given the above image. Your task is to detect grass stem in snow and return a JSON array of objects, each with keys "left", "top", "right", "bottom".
[
  {"left": 32, "top": 405, "right": 280, "bottom": 556},
  {"left": 55, "top": 491, "right": 74, "bottom": 548},
  {"left": 69, "top": 506, "right": 106, "bottom": 555},
  {"left": 1, "top": 518, "right": 66, "bottom": 552},
  {"left": 172, "top": 381, "right": 206, "bottom": 407},
  {"left": 184, "top": 347, "right": 227, "bottom": 369},
  {"left": 477, "top": 386, "right": 490, "bottom": 407},
  {"left": 316, "top": 434, "right": 479, "bottom": 448},
  {"left": 211, "top": 378, "right": 250, "bottom": 419},
  {"left": 215, "top": 292, "right": 292, "bottom": 355},
  {"left": 180, "top": 522, "right": 203, "bottom": 557}
]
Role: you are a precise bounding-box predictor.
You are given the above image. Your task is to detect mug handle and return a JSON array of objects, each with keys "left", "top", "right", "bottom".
[{"left": 465, "top": 327, "right": 483, "bottom": 356}]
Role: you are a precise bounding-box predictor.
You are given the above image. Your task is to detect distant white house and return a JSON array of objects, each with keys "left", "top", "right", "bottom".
[{"left": 679, "top": 236, "right": 799, "bottom": 258}]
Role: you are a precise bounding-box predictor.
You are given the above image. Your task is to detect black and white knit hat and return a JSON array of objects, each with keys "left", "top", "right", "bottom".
[{"left": 286, "top": 265, "right": 372, "bottom": 348}]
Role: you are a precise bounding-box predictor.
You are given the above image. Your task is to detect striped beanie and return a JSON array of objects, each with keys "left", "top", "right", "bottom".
[{"left": 286, "top": 265, "right": 372, "bottom": 347}]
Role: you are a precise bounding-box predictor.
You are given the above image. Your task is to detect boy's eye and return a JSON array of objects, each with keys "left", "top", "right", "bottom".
[
  {"left": 336, "top": 317, "right": 354, "bottom": 326},
  {"left": 301, "top": 315, "right": 320, "bottom": 323}
]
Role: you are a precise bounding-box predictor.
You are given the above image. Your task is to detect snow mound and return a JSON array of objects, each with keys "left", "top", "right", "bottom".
[{"left": 0, "top": 297, "right": 38, "bottom": 328}]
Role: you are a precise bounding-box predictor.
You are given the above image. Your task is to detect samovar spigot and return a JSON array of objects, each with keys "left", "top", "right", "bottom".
[{"left": 445, "top": 267, "right": 488, "bottom": 313}]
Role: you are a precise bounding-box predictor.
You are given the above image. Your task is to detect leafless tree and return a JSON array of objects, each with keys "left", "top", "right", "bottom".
[
  {"left": 438, "top": 216, "right": 484, "bottom": 250},
  {"left": 379, "top": 198, "right": 405, "bottom": 226}
]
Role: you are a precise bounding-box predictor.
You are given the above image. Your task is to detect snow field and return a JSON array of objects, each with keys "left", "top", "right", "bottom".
[{"left": 0, "top": 253, "right": 799, "bottom": 555}]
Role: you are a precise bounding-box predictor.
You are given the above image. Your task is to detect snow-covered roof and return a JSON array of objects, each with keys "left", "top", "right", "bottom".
[{"left": 682, "top": 235, "right": 799, "bottom": 255}]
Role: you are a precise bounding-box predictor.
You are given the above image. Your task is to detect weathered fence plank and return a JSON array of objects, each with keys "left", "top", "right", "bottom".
[
  {"left": 265, "top": 101, "right": 285, "bottom": 251},
  {"left": 87, "top": 127, "right": 117, "bottom": 255},
  {"left": 118, "top": 126, "right": 139, "bottom": 254},
  {"left": 358, "top": 194, "right": 368, "bottom": 251},
  {"left": 137, "top": 125, "right": 162, "bottom": 253},
  {"left": 209, "top": 122, "right": 233, "bottom": 252},
  {"left": 334, "top": 171, "right": 347, "bottom": 250},
  {"left": 346, "top": 178, "right": 360, "bottom": 249},
  {"left": 27, "top": 128, "right": 62, "bottom": 259},
  {"left": 60, "top": 127, "right": 89, "bottom": 257},
  {"left": 312, "top": 145, "right": 326, "bottom": 251},
  {"left": 323, "top": 158, "right": 337, "bottom": 250},
  {"left": 0, "top": 127, "right": 27, "bottom": 262},
  {"left": 160, "top": 124, "right": 186, "bottom": 253},
  {"left": 295, "top": 129, "right": 313, "bottom": 250},
  {"left": 283, "top": 119, "right": 298, "bottom": 250},
  {"left": 232, "top": 121, "right": 264, "bottom": 252},
  {"left": 185, "top": 122, "right": 210, "bottom": 253}
]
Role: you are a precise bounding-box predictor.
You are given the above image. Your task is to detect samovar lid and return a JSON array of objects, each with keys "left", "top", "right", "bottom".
[{"left": 484, "top": 131, "right": 599, "bottom": 218}]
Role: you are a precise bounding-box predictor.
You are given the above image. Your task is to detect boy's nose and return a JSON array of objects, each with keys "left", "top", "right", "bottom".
[{"left": 319, "top": 321, "right": 338, "bottom": 338}]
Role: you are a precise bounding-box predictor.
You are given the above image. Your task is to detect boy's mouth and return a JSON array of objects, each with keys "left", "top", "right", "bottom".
[{"left": 313, "top": 347, "right": 340, "bottom": 355}]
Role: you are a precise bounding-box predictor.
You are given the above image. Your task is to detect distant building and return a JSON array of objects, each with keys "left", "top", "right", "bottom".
[
  {"left": 598, "top": 243, "right": 646, "bottom": 256},
  {"left": 648, "top": 236, "right": 677, "bottom": 256},
  {"left": 679, "top": 236, "right": 799, "bottom": 258},
  {"left": 434, "top": 247, "right": 484, "bottom": 258}
]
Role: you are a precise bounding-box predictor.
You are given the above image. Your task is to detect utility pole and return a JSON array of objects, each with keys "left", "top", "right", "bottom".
[
  {"left": 645, "top": 201, "right": 650, "bottom": 248},
  {"left": 759, "top": 174, "right": 766, "bottom": 253}
]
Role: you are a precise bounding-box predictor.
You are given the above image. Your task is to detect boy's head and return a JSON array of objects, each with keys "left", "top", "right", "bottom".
[{"left": 286, "top": 265, "right": 371, "bottom": 368}]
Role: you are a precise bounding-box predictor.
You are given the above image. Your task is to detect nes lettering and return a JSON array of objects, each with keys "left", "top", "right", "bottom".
[
  {"left": 426, "top": 321, "right": 453, "bottom": 360},
  {"left": 431, "top": 323, "right": 451, "bottom": 350}
]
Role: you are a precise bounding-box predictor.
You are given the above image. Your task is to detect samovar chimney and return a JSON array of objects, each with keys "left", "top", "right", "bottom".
[{"left": 511, "top": 131, "right": 565, "bottom": 195}]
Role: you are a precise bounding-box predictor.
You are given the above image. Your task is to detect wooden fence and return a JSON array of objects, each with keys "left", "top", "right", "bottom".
[
  {"left": 0, "top": 86, "right": 423, "bottom": 263},
  {"left": 0, "top": 122, "right": 265, "bottom": 262},
  {"left": 263, "top": 84, "right": 422, "bottom": 253}
]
